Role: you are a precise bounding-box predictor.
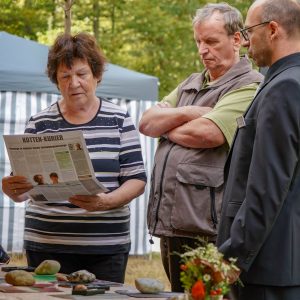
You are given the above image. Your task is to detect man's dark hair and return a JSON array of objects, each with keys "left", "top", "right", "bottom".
[{"left": 33, "top": 174, "right": 44, "bottom": 184}]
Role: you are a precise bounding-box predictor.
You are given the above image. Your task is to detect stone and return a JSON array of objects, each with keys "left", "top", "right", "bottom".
[
  {"left": 5, "top": 270, "right": 35, "bottom": 286},
  {"left": 56, "top": 273, "right": 68, "bottom": 282},
  {"left": 67, "top": 270, "right": 96, "bottom": 283},
  {"left": 35, "top": 260, "right": 61, "bottom": 275},
  {"left": 73, "top": 284, "right": 88, "bottom": 291},
  {"left": 135, "top": 278, "right": 165, "bottom": 294}
]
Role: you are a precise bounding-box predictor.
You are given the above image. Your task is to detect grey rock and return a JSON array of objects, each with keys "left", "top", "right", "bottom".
[
  {"left": 67, "top": 270, "right": 96, "bottom": 283},
  {"left": 135, "top": 278, "right": 165, "bottom": 294}
]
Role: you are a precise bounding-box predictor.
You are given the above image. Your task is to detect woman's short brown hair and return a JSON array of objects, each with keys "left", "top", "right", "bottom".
[{"left": 47, "top": 32, "right": 106, "bottom": 85}]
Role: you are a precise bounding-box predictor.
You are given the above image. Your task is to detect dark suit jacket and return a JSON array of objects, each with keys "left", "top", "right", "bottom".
[{"left": 217, "top": 52, "right": 300, "bottom": 286}]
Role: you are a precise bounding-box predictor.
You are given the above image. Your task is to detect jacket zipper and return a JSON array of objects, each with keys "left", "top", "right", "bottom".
[
  {"left": 149, "top": 143, "right": 175, "bottom": 244},
  {"left": 209, "top": 187, "right": 218, "bottom": 229},
  {"left": 149, "top": 89, "right": 206, "bottom": 243}
]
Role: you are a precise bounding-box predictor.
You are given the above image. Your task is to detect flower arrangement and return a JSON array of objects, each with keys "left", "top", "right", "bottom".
[{"left": 179, "top": 242, "right": 240, "bottom": 300}]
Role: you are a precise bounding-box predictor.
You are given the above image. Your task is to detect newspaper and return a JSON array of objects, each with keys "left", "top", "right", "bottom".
[{"left": 3, "top": 131, "right": 108, "bottom": 202}]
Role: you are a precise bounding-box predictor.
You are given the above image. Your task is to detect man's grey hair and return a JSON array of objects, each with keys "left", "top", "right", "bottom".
[
  {"left": 259, "top": 0, "right": 300, "bottom": 37},
  {"left": 193, "top": 3, "right": 243, "bottom": 35}
]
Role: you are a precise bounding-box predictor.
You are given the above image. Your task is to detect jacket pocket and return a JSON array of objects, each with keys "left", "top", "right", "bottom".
[
  {"left": 170, "top": 163, "right": 224, "bottom": 236},
  {"left": 225, "top": 202, "right": 241, "bottom": 217},
  {"left": 236, "top": 117, "right": 256, "bottom": 154}
]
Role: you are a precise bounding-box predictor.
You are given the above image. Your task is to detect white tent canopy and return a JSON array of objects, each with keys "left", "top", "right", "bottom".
[{"left": 0, "top": 31, "right": 158, "bottom": 255}]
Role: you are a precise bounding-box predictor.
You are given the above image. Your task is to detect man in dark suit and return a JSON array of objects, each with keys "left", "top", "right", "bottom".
[{"left": 217, "top": 0, "right": 300, "bottom": 299}]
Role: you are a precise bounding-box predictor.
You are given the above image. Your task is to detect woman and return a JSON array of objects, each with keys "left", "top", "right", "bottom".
[{"left": 2, "top": 33, "right": 146, "bottom": 283}]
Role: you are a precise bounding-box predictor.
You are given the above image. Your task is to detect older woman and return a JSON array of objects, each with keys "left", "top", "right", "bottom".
[{"left": 2, "top": 33, "right": 146, "bottom": 283}]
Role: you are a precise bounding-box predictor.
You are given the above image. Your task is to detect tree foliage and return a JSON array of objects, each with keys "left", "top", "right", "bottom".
[{"left": 1, "top": 0, "right": 253, "bottom": 99}]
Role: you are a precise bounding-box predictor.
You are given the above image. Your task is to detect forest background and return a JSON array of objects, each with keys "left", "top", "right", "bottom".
[{"left": 1, "top": 0, "right": 254, "bottom": 99}]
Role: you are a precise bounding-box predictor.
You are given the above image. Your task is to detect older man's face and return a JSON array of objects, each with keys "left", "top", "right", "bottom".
[{"left": 194, "top": 12, "right": 241, "bottom": 81}]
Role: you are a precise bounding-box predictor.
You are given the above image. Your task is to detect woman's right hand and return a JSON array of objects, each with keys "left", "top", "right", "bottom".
[{"left": 2, "top": 175, "right": 33, "bottom": 202}]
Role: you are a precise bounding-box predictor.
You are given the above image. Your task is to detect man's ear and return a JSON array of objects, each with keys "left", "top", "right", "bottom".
[
  {"left": 269, "top": 20, "right": 280, "bottom": 41},
  {"left": 233, "top": 31, "right": 242, "bottom": 52}
]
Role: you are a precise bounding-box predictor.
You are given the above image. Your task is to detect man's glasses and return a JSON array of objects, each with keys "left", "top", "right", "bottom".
[{"left": 240, "top": 21, "right": 270, "bottom": 41}]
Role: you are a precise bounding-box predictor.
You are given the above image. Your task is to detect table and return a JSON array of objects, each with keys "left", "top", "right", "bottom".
[
  {"left": 0, "top": 286, "right": 171, "bottom": 300},
  {"left": 0, "top": 280, "right": 181, "bottom": 300}
]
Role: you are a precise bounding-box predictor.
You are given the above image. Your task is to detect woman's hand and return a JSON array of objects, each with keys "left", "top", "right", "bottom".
[
  {"left": 69, "top": 193, "right": 113, "bottom": 211},
  {"left": 69, "top": 179, "right": 146, "bottom": 211},
  {"left": 2, "top": 175, "right": 33, "bottom": 202}
]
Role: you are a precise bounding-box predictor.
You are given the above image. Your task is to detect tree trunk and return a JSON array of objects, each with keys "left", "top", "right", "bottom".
[
  {"left": 111, "top": 1, "right": 115, "bottom": 34},
  {"left": 64, "top": 0, "right": 73, "bottom": 34},
  {"left": 51, "top": 0, "right": 57, "bottom": 29},
  {"left": 93, "top": 0, "right": 100, "bottom": 42}
]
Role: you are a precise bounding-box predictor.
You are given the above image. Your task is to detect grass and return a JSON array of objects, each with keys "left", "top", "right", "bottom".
[
  {"left": 8, "top": 252, "right": 171, "bottom": 290},
  {"left": 125, "top": 253, "right": 170, "bottom": 290}
]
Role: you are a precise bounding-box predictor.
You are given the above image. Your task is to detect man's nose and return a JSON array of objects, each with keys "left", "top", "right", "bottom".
[
  {"left": 241, "top": 39, "right": 250, "bottom": 48},
  {"left": 198, "top": 43, "right": 208, "bottom": 55}
]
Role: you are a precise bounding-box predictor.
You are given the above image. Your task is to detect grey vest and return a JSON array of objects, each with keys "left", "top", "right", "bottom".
[{"left": 147, "top": 57, "right": 263, "bottom": 240}]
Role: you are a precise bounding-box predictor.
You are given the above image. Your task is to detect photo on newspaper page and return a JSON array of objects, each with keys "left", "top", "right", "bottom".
[{"left": 3, "top": 131, "right": 108, "bottom": 202}]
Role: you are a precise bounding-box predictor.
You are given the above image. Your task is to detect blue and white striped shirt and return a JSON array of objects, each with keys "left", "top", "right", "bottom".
[{"left": 23, "top": 98, "right": 146, "bottom": 254}]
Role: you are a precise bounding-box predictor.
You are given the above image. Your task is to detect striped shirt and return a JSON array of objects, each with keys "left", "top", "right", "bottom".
[{"left": 23, "top": 98, "right": 146, "bottom": 254}]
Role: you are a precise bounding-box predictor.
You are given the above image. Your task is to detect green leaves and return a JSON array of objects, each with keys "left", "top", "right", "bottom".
[{"left": 2, "top": 0, "right": 253, "bottom": 99}]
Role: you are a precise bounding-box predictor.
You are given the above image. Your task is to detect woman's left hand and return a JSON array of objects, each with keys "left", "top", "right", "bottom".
[
  {"left": 69, "top": 179, "right": 146, "bottom": 212},
  {"left": 69, "top": 193, "right": 113, "bottom": 211}
]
